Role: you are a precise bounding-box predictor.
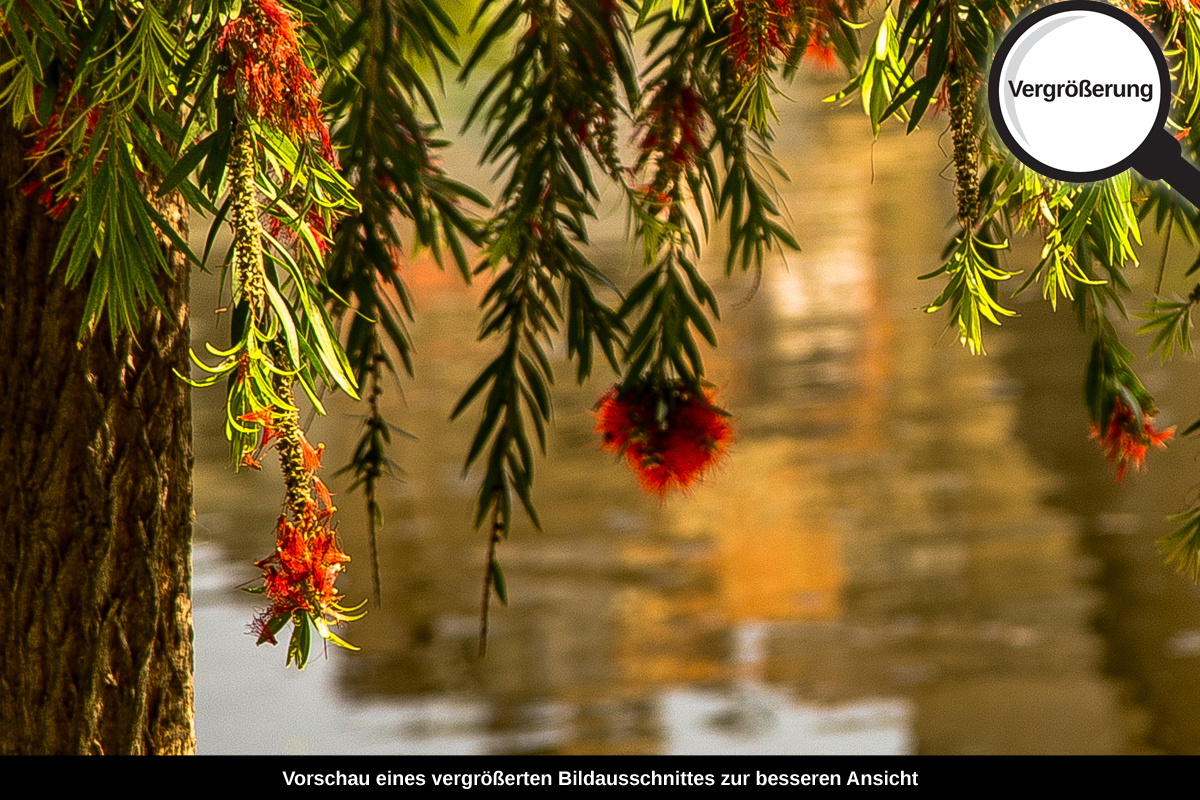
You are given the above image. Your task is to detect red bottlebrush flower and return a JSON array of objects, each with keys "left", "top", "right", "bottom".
[
  {"left": 22, "top": 96, "right": 101, "bottom": 218},
  {"left": 805, "top": 35, "right": 838, "bottom": 71},
  {"left": 27, "top": 113, "right": 59, "bottom": 157},
  {"left": 238, "top": 405, "right": 276, "bottom": 428},
  {"left": 596, "top": 381, "right": 733, "bottom": 497},
  {"left": 596, "top": 386, "right": 641, "bottom": 456},
  {"left": 259, "top": 421, "right": 284, "bottom": 452},
  {"left": 801, "top": 0, "right": 855, "bottom": 72},
  {"left": 727, "top": 0, "right": 789, "bottom": 74},
  {"left": 1090, "top": 399, "right": 1174, "bottom": 483},
  {"left": 312, "top": 476, "right": 334, "bottom": 512},
  {"left": 217, "top": 0, "right": 335, "bottom": 163},
  {"left": 46, "top": 196, "right": 70, "bottom": 219},
  {"left": 268, "top": 203, "right": 331, "bottom": 256},
  {"left": 237, "top": 405, "right": 283, "bottom": 457},
  {"left": 635, "top": 82, "right": 707, "bottom": 182},
  {"left": 1163, "top": 0, "right": 1200, "bottom": 13},
  {"left": 298, "top": 431, "right": 324, "bottom": 473},
  {"left": 252, "top": 506, "right": 351, "bottom": 642}
]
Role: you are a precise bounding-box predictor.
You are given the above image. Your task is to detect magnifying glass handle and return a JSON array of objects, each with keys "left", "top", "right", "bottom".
[{"left": 1132, "top": 129, "right": 1200, "bottom": 210}]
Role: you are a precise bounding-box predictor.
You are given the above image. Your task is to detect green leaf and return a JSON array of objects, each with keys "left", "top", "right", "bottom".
[
  {"left": 157, "top": 134, "right": 215, "bottom": 199},
  {"left": 315, "top": 616, "right": 360, "bottom": 650},
  {"left": 8, "top": 18, "right": 43, "bottom": 83},
  {"left": 1161, "top": 507, "right": 1200, "bottom": 581},
  {"left": 142, "top": 196, "right": 200, "bottom": 267},
  {"left": 263, "top": 279, "right": 301, "bottom": 370},
  {"left": 23, "top": 0, "right": 68, "bottom": 45},
  {"left": 286, "top": 611, "right": 312, "bottom": 668},
  {"left": 491, "top": 559, "right": 508, "bottom": 606},
  {"left": 255, "top": 611, "right": 290, "bottom": 646}
]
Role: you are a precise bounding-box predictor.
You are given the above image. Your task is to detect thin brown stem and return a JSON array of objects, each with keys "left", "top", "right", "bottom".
[
  {"left": 366, "top": 347, "right": 384, "bottom": 609},
  {"left": 478, "top": 498, "right": 503, "bottom": 658},
  {"left": 1157, "top": 206, "right": 1174, "bottom": 297}
]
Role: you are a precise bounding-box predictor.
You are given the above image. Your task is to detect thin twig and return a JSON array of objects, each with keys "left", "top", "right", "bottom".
[
  {"left": 478, "top": 498, "right": 503, "bottom": 658},
  {"left": 366, "top": 349, "right": 384, "bottom": 609},
  {"left": 1157, "top": 203, "right": 1175, "bottom": 297}
]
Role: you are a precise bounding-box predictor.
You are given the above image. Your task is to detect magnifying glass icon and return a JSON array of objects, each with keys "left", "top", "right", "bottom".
[{"left": 989, "top": 0, "right": 1200, "bottom": 205}]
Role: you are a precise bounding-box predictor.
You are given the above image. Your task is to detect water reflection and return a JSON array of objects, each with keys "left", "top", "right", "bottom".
[{"left": 195, "top": 72, "right": 1200, "bottom": 754}]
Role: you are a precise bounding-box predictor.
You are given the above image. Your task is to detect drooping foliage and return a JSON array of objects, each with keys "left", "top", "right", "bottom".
[
  {"left": 828, "top": 0, "right": 1200, "bottom": 572},
  {"left": 6, "top": 0, "right": 1200, "bottom": 664}
]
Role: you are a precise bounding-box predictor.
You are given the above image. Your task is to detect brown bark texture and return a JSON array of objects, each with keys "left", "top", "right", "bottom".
[{"left": 0, "top": 121, "right": 195, "bottom": 754}]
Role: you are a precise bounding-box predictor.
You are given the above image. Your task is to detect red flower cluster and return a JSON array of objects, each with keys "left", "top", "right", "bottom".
[
  {"left": 237, "top": 405, "right": 278, "bottom": 470},
  {"left": 241, "top": 401, "right": 357, "bottom": 662},
  {"left": 596, "top": 381, "right": 733, "bottom": 497},
  {"left": 804, "top": 10, "right": 840, "bottom": 71},
  {"left": 267, "top": 204, "right": 332, "bottom": 256},
  {"left": 21, "top": 173, "right": 70, "bottom": 219},
  {"left": 636, "top": 82, "right": 706, "bottom": 180},
  {"left": 22, "top": 94, "right": 101, "bottom": 218},
  {"left": 237, "top": 408, "right": 328, "bottom": 503},
  {"left": 723, "top": 1, "right": 854, "bottom": 75},
  {"left": 726, "top": 0, "right": 851, "bottom": 75},
  {"left": 803, "top": 36, "right": 838, "bottom": 71},
  {"left": 728, "top": 0, "right": 791, "bottom": 74},
  {"left": 804, "top": 1, "right": 856, "bottom": 71},
  {"left": 1160, "top": 1, "right": 1200, "bottom": 15},
  {"left": 1090, "top": 399, "right": 1175, "bottom": 483},
  {"left": 251, "top": 506, "right": 350, "bottom": 645},
  {"left": 217, "top": 0, "right": 334, "bottom": 163}
]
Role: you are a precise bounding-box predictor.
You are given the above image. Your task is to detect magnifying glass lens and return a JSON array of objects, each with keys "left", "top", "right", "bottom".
[{"left": 994, "top": 9, "right": 1164, "bottom": 177}]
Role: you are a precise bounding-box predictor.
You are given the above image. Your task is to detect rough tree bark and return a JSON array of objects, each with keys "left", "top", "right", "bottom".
[{"left": 0, "top": 121, "right": 195, "bottom": 754}]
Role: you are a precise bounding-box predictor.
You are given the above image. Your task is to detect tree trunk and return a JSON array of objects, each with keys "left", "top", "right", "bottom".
[{"left": 0, "top": 122, "right": 195, "bottom": 754}]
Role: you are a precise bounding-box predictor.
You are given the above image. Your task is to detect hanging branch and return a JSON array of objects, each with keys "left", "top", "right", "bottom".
[
  {"left": 832, "top": 0, "right": 1200, "bottom": 577},
  {"left": 341, "top": 346, "right": 390, "bottom": 609},
  {"left": 313, "top": 0, "right": 489, "bottom": 610},
  {"left": 172, "top": 0, "right": 367, "bottom": 666},
  {"left": 602, "top": 1, "right": 831, "bottom": 497},
  {"left": 457, "top": 0, "right": 630, "bottom": 654}
]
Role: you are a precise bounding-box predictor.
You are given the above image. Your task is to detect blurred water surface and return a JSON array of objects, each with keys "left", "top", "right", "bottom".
[{"left": 192, "top": 69, "right": 1200, "bottom": 755}]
